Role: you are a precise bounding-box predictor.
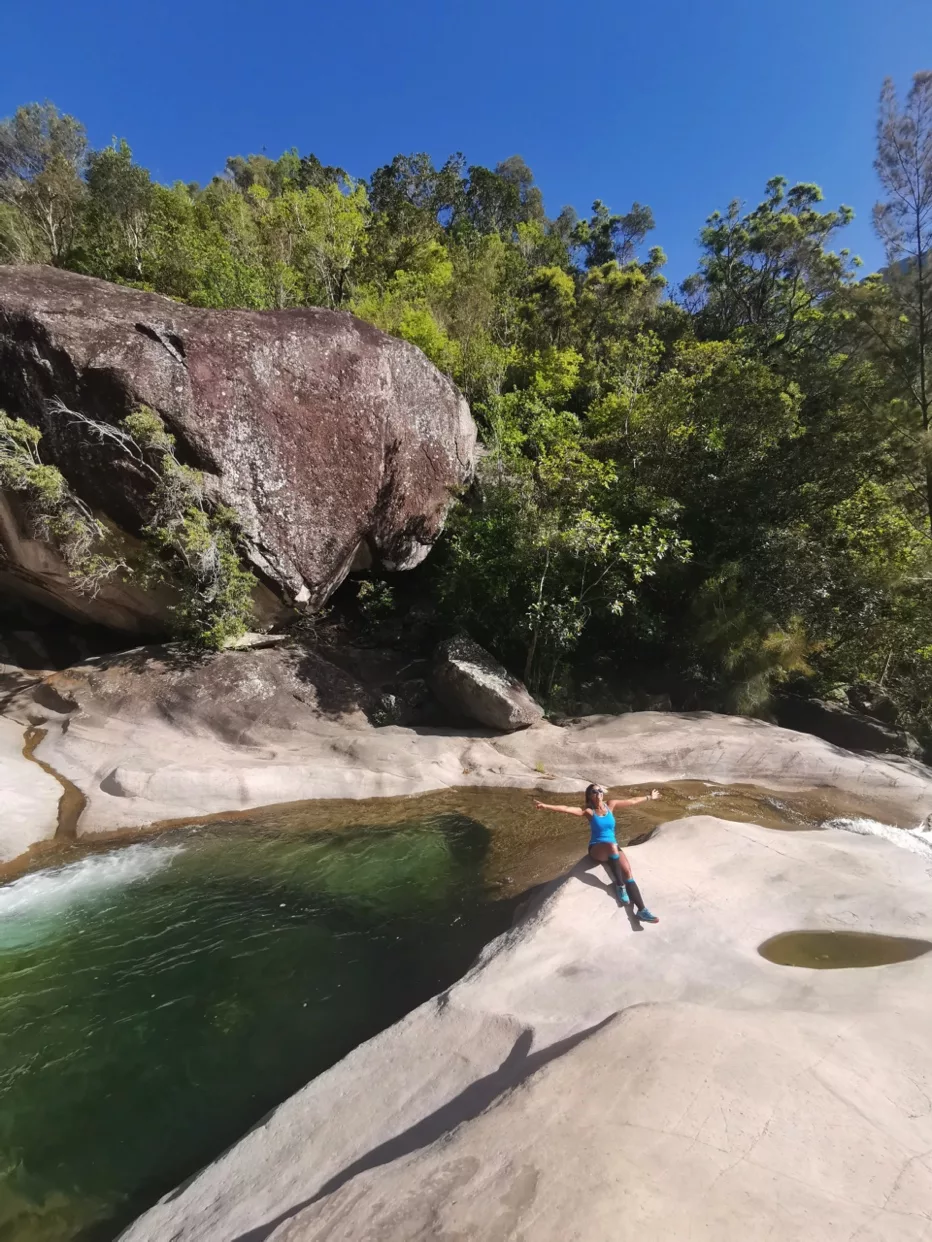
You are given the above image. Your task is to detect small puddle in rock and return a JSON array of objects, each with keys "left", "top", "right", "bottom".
[
  {"left": 0, "top": 779, "right": 911, "bottom": 1241},
  {"left": 758, "top": 930, "right": 932, "bottom": 969}
]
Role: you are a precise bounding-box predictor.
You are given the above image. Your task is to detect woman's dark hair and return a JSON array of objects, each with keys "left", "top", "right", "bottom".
[{"left": 585, "top": 783, "right": 607, "bottom": 809}]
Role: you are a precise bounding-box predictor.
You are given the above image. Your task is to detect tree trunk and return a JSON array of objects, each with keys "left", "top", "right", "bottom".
[
  {"left": 917, "top": 210, "right": 932, "bottom": 531},
  {"left": 524, "top": 550, "right": 550, "bottom": 691}
]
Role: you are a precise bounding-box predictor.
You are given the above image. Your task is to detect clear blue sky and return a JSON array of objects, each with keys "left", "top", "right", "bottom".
[{"left": 2, "top": 0, "right": 930, "bottom": 283}]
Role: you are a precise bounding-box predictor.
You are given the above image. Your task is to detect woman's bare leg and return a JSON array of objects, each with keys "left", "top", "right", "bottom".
[{"left": 588, "top": 842, "right": 632, "bottom": 893}]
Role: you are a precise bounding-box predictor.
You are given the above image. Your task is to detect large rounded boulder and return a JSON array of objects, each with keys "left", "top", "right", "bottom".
[
  {"left": 0, "top": 266, "right": 476, "bottom": 626},
  {"left": 432, "top": 635, "right": 544, "bottom": 731},
  {"left": 772, "top": 694, "right": 922, "bottom": 759}
]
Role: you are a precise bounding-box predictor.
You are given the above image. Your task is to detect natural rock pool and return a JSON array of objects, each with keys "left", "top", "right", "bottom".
[
  {"left": 758, "top": 929, "right": 932, "bottom": 969},
  {"left": 0, "top": 781, "right": 917, "bottom": 1241}
]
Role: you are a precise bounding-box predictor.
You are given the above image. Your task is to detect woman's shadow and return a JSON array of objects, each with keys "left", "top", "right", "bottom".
[{"left": 574, "top": 857, "right": 644, "bottom": 931}]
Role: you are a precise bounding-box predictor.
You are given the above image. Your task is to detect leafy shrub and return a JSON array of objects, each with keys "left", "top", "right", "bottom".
[{"left": 0, "top": 405, "right": 257, "bottom": 649}]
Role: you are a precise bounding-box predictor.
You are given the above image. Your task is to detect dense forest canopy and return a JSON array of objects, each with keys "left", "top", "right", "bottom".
[{"left": 2, "top": 73, "right": 932, "bottom": 737}]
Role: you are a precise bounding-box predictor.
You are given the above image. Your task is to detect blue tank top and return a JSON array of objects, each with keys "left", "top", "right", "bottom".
[{"left": 589, "top": 807, "right": 616, "bottom": 845}]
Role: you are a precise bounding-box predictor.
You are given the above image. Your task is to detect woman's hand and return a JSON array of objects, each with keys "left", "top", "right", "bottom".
[
  {"left": 533, "top": 800, "right": 545, "bottom": 809},
  {"left": 650, "top": 789, "right": 661, "bottom": 801}
]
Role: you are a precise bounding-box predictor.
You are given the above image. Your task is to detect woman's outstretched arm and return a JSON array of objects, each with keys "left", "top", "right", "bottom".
[
  {"left": 608, "top": 789, "right": 661, "bottom": 809},
  {"left": 533, "top": 801, "right": 586, "bottom": 816}
]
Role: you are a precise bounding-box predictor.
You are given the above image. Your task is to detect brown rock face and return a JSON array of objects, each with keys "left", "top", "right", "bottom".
[{"left": 0, "top": 266, "right": 476, "bottom": 621}]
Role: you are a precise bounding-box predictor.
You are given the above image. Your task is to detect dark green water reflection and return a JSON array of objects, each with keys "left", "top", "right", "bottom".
[{"left": 0, "top": 815, "right": 515, "bottom": 1242}]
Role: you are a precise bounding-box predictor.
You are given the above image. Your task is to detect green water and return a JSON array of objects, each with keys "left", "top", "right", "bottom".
[
  {"left": 0, "top": 814, "right": 516, "bottom": 1242},
  {"left": 0, "top": 779, "right": 888, "bottom": 1242},
  {"left": 758, "top": 929, "right": 932, "bottom": 969}
]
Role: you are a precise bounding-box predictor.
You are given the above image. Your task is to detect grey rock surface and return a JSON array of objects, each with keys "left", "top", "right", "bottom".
[
  {"left": 432, "top": 635, "right": 544, "bottom": 731},
  {"left": 0, "top": 714, "right": 60, "bottom": 861},
  {"left": 5, "top": 645, "right": 932, "bottom": 855},
  {"left": 774, "top": 693, "right": 922, "bottom": 758}
]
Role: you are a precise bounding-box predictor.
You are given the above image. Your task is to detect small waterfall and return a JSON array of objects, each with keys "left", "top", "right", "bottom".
[
  {"left": 824, "top": 815, "right": 932, "bottom": 857},
  {"left": 0, "top": 842, "right": 184, "bottom": 922}
]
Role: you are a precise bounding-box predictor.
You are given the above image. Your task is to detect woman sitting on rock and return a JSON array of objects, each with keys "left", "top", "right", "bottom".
[{"left": 533, "top": 784, "right": 661, "bottom": 922}]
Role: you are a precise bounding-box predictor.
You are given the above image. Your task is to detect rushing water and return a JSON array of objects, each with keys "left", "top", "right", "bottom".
[
  {"left": 825, "top": 814, "right": 932, "bottom": 857},
  {"left": 0, "top": 781, "right": 921, "bottom": 1242}
]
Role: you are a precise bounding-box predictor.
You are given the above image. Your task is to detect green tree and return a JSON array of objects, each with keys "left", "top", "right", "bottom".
[
  {"left": 869, "top": 72, "right": 932, "bottom": 531},
  {"left": 352, "top": 240, "right": 460, "bottom": 372},
  {"left": 439, "top": 436, "right": 688, "bottom": 694},
  {"left": 297, "top": 150, "right": 348, "bottom": 191},
  {"left": 0, "top": 409, "right": 117, "bottom": 592},
  {"left": 684, "top": 177, "right": 856, "bottom": 360},
  {"left": 573, "top": 199, "right": 655, "bottom": 268},
  {"left": 293, "top": 180, "right": 370, "bottom": 308},
  {"left": 0, "top": 199, "right": 34, "bottom": 264},
  {"left": 459, "top": 156, "right": 546, "bottom": 234},
  {"left": 2, "top": 93, "right": 932, "bottom": 732},
  {"left": 367, "top": 152, "right": 463, "bottom": 271},
  {"left": 77, "top": 139, "right": 154, "bottom": 281},
  {"left": 0, "top": 102, "right": 87, "bottom": 263}
]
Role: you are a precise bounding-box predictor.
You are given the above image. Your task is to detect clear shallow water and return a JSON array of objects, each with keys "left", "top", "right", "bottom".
[
  {"left": 0, "top": 815, "right": 516, "bottom": 1242},
  {"left": 0, "top": 780, "right": 922, "bottom": 1242}
]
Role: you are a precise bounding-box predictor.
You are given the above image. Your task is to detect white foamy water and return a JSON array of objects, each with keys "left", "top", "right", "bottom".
[
  {"left": 825, "top": 817, "right": 932, "bottom": 858},
  {"left": 0, "top": 843, "right": 184, "bottom": 923}
]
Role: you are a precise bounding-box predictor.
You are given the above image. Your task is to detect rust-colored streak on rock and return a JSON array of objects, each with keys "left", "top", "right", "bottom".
[
  {"left": 0, "top": 266, "right": 476, "bottom": 619},
  {"left": 22, "top": 726, "right": 86, "bottom": 840}
]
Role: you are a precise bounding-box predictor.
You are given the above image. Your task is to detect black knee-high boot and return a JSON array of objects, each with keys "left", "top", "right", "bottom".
[
  {"left": 606, "top": 854, "right": 627, "bottom": 887},
  {"left": 625, "top": 877, "right": 645, "bottom": 910}
]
